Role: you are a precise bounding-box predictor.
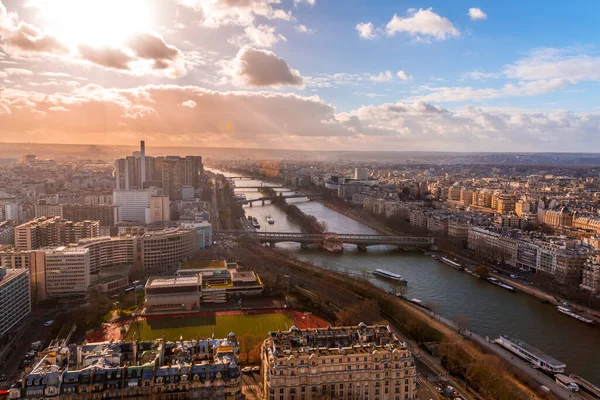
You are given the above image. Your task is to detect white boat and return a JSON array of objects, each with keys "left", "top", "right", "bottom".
[
  {"left": 556, "top": 306, "right": 595, "bottom": 325},
  {"left": 373, "top": 269, "right": 407, "bottom": 283},
  {"left": 266, "top": 216, "right": 275, "bottom": 224},
  {"left": 494, "top": 335, "right": 566, "bottom": 373},
  {"left": 487, "top": 277, "right": 516, "bottom": 292},
  {"left": 441, "top": 257, "right": 463, "bottom": 270}
]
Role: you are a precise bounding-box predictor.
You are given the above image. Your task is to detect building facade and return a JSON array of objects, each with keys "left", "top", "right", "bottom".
[
  {"left": 262, "top": 324, "right": 417, "bottom": 400},
  {"left": 0, "top": 266, "right": 31, "bottom": 337},
  {"left": 14, "top": 217, "right": 100, "bottom": 251}
]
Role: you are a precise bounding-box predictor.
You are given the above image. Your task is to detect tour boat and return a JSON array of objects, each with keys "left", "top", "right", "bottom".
[
  {"left": 487, "top": 277, "right": 516, "bottom": 292},
  {"left": 494, "top": 335, "right": 566, "bottom": 373},
  {"left": 556, "top": 306, "right": 595, "bottom": 325},
  {"left": 373, "top": 269, "right": 407, "bottom": 283},
  {"left": 441, "top": 257, "right": 464, "bottom": 270},
  {"left": 319, "top": 232, "right": 343, "bottom": 253}
]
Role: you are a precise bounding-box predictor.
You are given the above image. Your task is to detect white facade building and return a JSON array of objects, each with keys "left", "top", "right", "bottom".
[
  {"left": 113, "top": 189, "right": 152, "bottom": 224},
  {"left": 0, "top": 266, "right": 31, "bottom": 337},
  {"left": 145, "top": 196, "right": 170, "bottom": 224},
  {"left": 44, "top": 247, "right": 91, "bottom": 296}
]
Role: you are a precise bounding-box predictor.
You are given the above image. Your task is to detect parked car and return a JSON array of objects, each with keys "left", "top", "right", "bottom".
[
  {"left": 251, "top": 366, "right": 260, "bottom": 373},
  {"left": 241, "top": 367, "right": 252, "bottom": 373},
  {"left": 44, "top": 320, "right": 54, "bottom": 327}
]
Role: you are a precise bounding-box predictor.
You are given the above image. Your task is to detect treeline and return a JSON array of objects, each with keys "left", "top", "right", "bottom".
[{"left": 261, "top": 187, "right": 325, "bottom": 234}]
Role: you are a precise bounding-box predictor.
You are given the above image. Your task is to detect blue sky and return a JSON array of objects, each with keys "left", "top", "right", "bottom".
[{"left": 1, "top": 0, "right": 600, "bottom": 151}]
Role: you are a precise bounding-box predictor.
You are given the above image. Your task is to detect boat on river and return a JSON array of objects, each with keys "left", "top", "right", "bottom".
[
  {"left": 556, "top": 306, "right": 595, "bottom": 325},
  {"left": 319, "top": 232, "right": 343, "bottom": 253},
  {"left": 494, "top": 335, "right": 566, "bottom": 373},
  {"left": 373, "top": 269, "right": 407, "bottom": 283},
  {"left": 441, "top": 257, "right": 464, "bottom": 270},
  {"left": 487, "top": 277, "right": 516, "bottom": 292}
]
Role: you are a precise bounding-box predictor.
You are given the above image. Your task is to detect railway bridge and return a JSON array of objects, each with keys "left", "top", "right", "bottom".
[{"left": 217, "top": 231, "right": 434, "bottom": 250}]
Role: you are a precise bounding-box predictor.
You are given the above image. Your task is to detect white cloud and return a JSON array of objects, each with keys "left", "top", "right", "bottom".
[
  {"left": 504, "top": 48, "right": 600, "bottom": 83},
  {"left": 370, "top": 71, "right": 393, "bottom": 82},
  {"left": 178, "top": 0, "right": 291, "bottom": 28},
  {"left": 294, "top": 0, "right": 315, "bottom": 6},
  {"left": 39, "top": 72, "right": 71, "bottom": 77},
  {"left": 396, "top": 70, "right": 412, "bottom": 81},
  {"left": 462, "top": 70, "right": 499, "bottom": 80},
  {"left": 295, "top": 24, "right": 313, "bottom": 34},
  {"left": 468, "top": 8, "right": 487, "bottom": 21},
  {"left": 356, "top": 22, "right": 377, "bottom": 40},
  {"left": 412, "top": 79, "right": 569, "bottom": 103},
  {"left": 229, "top": 24, "right": 287, "bottom": 48},
  {"left": 386, "top": 8, "right": 460, "bottom": 41},
  {"left": 181, "top": 100, "right": 197, "bottom": 108}
]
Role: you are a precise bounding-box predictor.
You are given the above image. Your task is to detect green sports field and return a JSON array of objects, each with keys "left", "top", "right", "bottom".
[{"left": 126, "top": 313, "right": 293, "bottom": 341}]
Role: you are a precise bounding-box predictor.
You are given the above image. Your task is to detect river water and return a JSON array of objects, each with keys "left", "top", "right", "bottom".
[{"left": 214, "top": 170, "right": 600, "bottom": 384}]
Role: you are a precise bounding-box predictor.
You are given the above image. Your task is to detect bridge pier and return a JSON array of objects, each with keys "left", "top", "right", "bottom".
[
  {"left": 249, "top": 202, "right": 252, "bottom": 207},
  {"left": 262, "top": 200, "right": 265, "bottom": 205},
  {"left": 357, "top": 244, "right": 367, "bottom": 252},
  {"left": 269, "top": 242, "right": 275, "bottom": 248}
]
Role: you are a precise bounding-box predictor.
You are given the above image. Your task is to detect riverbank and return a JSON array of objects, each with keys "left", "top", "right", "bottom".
[{"left": 241, "top": 241, "right": 548, "bottom": 400}]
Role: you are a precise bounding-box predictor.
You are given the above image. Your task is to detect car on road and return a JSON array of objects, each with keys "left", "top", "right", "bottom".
[
  {"left": 251, "top": 366, "right": 260, "bottom": 373},
  {"left": 242, "top": 367, "right": 252, "bottom": 373},
  {"left": 43, "top": 320, "right": 54, "bottom": 327}
]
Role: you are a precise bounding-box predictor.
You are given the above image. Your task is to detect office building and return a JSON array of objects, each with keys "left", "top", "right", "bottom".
[
  {"left": 181, "top": 220, "right": 213, "bottom": 249},
  {"left": 0, "top": 220, "right": 14, "bottom": 244},
  {"left": 262, "top": 324, "right": 417, "bottom": 400},
  {"left": 10, "top": 337, "right": 243, "bottom": 400},
  {"left": 14, "top": 216, "right": 100, "bottom": 251},
  {"left": 113, "top": 189, "right": 153, "bottom": 223},
  {"left": 44, "top": 247, "right": 91, "bottom": 297},
  {"left": 0, "top": 266, "right": 31, "bottom": 337}
]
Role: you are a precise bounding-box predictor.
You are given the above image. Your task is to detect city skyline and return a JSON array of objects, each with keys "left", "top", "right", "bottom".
[{"left": 2, "top": 0, "right": 600, "bottom": 151}]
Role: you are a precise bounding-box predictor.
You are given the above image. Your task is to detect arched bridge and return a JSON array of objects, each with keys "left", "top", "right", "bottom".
[{"left": 217, "top": 231, "right": 434, "bottom": 248}]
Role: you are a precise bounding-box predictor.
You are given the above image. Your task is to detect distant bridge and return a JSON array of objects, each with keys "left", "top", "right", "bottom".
[
  {"left": 239, "top": 194, "right": 323, "bottom": 206},
  {"left": 234, "top": 185, "right": 289, "bottom": 190},
  {"left": 226, "top": 176, "right": 267, "bottom": 180},
  {"left": 217, "top": 231, "right": 434, "bottom": 249}
]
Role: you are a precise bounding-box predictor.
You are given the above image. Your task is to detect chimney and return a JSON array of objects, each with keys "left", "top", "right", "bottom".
[{"left": 140, "top": 140, "right": 146, "bottom": 188}]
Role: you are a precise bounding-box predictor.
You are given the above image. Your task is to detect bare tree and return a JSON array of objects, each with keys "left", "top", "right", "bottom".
[{"left": 455, "top": 313, "right": 470, "bottom": 334}]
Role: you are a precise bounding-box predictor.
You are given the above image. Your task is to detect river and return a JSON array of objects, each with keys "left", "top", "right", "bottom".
[{"left": 212, "top": 170, "right": 600, "bottom": 385}]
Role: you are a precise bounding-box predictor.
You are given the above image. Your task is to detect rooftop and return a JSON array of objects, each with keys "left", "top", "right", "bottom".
[{"left": 146, "top": 275, "right": 200, "bottom": 289}]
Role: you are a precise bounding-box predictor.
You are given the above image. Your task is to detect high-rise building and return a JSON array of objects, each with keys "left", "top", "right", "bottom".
[
  {"left": 262, "top": 324, "right": 417, "bottom": 400},
  {"left": 0, "top": 266, "right": 31, "bottom": 337},
  {"left": 113, "top": 189, "right": 153, "bottom": 223},
  {"left": 140, "top": 140, "right": 146, "bottom": 188},
  {"left": 14, "top": 216, "right": 100, "bottom": 251},
  {"left": 145, "top": 196, "right": 170, "bottom": 224}
]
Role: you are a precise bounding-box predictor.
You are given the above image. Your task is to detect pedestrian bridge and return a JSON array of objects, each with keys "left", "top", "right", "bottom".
[{"left": 217, "top": 231, "right": 434, "bottom": 248}]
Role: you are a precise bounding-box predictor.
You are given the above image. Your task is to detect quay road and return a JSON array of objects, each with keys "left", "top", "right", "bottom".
[{"left": 217, "top": 231, "right": 434, "bottom": 247}]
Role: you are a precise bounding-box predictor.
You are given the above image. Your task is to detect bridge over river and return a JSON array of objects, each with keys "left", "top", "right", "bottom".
[{"left": 216, "top": 231, "right": 434, "bottom": 249}]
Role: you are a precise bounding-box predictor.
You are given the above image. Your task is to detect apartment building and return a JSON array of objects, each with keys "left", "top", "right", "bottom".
[
  {"left": 62, "top": 204, "right": 118, "bottom": 227},
  {"left": 139, "top": 228, "right": 198, "bottom": 275},
  {"left": 581, "top": 253, "right": 600, "bottom": 293},
  {"left": 34, "top": 203, "right": 63, "bottom": 219},
  {"left": 0, "top": 220, "right": 14, "bottom": 244},
  {"left": 14, "top": 216, "right": 100, "bottom": 250},
  {"left": 496, "top": 194, "right": 516, "bottom": 214},
  {"left": 467, "top": 226, "right": 518, "bottom": 267},
  {"left": 145, "top": 196, "right": 170, "bottom": 224},
  {"left": 10, "top": 337, "right": 243, "bottom": 400},
  {"left": 43, "top": 247, "right": 91, "bottom": 297},
  {"left": 76, "top": 236, "right": 136, "bottom": 274},
  {"left": 262, "top": 324, "right": 417, "bottom": 400},
  {"left": 0, "top": 266, "right": 31, "bottom": 337}
]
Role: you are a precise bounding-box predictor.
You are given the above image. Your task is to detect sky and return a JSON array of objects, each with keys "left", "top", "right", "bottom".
[{"left": 1, "top": 0, "right": 600, "bottom": 152}]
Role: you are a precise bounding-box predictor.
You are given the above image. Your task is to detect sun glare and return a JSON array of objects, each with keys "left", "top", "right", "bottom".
[{"left": 32, "top": 0, "right": 153, "bottom": 48}]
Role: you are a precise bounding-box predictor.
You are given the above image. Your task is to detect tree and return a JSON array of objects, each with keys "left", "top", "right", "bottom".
[
  {"left": 238, "top": 333, "right": 260, "bottom": 364},
  {"left": 391, "top": 281, "right": 407, "bottom": 298},
  {"left": 474, "top": 264, "right": 489, "bottom": 277},
  {"left": 335, "top": 299, "right": 379, "bottom": 326}
]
